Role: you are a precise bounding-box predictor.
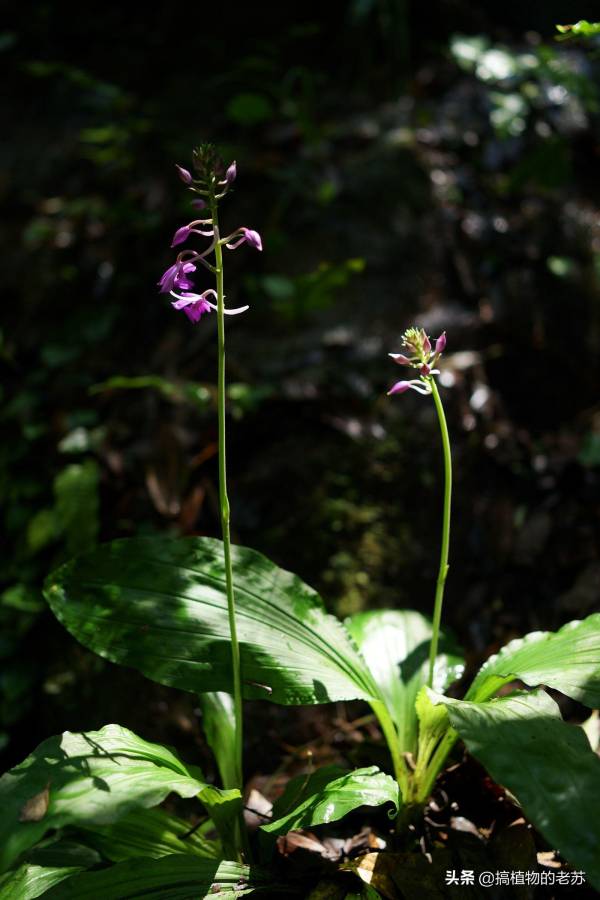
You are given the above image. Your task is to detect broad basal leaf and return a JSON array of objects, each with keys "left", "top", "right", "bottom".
[
  {"left": 0, "top": 724, "right": 208, "bottom": 872},
  {"left": 346, "top": 610, "right": 464, "bottom": 754},
  {"left": 466, "top": 614, "right": 600, "bottom": 706},
  {"left": 432, "top": 688, "right": 600, "bottom": 888},
  {"left": 79, "top": 807, "right": 220, "bottom": 862},
  {"left": 42, "top": 856, "right": 285, "bottom": 899},
  {"left": 199, "top": 692, "right": 239, "bottom": 790},
  {"left": 261, "top": 766, "right": 401, "bottom": 836},
  {"left": 0, "top": 863, "right": 83, "bottom": 900},
  {"left": 45, "top": 537, "right": 380, "bottom": 706},
  {"left": 0, "top": 840, "right": 101, "bottom": 900}
]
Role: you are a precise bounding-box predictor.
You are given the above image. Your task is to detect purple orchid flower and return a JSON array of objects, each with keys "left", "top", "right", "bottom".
[
  {"left": 388, "top": 379, "right": 432, "bottom": 396},
  {"left": 170, "top": 287, "right": 249, "bottom": 323},
  {"left": 158, "top": 260, "right": 196, "bottom": 294},
  {"left": 174, "top": 295, "right": 213, "bottom": 323},
  {"left": 225, "top": 227, "right": 263, "bottom": 251}
]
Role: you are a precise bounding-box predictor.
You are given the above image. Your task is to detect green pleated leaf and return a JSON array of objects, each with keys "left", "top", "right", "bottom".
[
  {"left": 197, "top": 785, "right": 243, "bottom": 861},
  {"left": 0, "top": 840, "right": 101, "bottom": 899},
  {"left": 79, "top": 807, "right": 221, "bottom": 862},
  {"left": 345, "top": 610, "right": 464, "bottom": 755},
  {"left": 0, "top": 863, "right": 83, "bottom": 900},
  {"left": 199, "top": 692, "right": 239, "bottom": 790},
  {"left": 42, "top": 856, "right": 283, "bottom": 899},
  {"left": 261, "top": 766, "right": 401, "bottom": 836},
  {"left": 432, "top": 688, "right": 600, "bottom": 888},
  {"left": 466, "top": 614, "right": 600, "bottom": 705},
  {"left": 45, "top": 537, "right": 380, "bottom": 706},
  {"left": 0, "top": 724, "right": 208, "bottom": 873}
]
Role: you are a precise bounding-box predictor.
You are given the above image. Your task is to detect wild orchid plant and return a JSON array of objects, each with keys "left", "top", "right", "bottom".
[
  {"left": 1, "top": 149, "right": 600, "bottom": 897},
  {"left": 158, "top": 146, "right": 263, "bottom": 804}
]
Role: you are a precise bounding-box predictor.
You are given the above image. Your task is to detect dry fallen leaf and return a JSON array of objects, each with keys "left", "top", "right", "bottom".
[
  {"left": 537, "top": 850, "right": 562, "bottom": 869},
  {"left": 243, "top": 787, "right": 273, "bottom": 831},
  {"left": 19, "top": 782, "right": 50, "bottom": 822},
  {"left": 276, "top": 830, "right": 328, "bottom": 856}
]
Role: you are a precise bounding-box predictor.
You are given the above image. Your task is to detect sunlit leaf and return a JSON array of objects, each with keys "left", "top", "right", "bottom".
[
  {"left": 432, "top": 689, "right": 600, "bottom": 887},
  {"left": 0, "top": 724, "right": 208, "bottom": 872},
  {"left": 199, "top": 692, "right": 239, "bottom": 790},
  {"left": 261, "top": 766, "right": 400, "bottom": 836},
  {"left": 0, "top": 863, "right": 83, "bottom": 900},
  {"left": 79, "top": 807, "right": 220, "bottom": 862},
  {"left": 45, "top": 537, "right": 380, "bottom": 706},
  {"left": 197, "top": 785, "right": 243, "bottom": 861},
  {"left": 0, "top": 841, "right": 101, "bottom": 900},
  {"left": 345, "top": 610, "right": 464, "bottom": 754},
  {"left": 466, "top": 613, "right": 600, "bottom": 705},
  {"left": 556, "top": 21, "right": 600, "bottom": 40},
  {"left": 42, "top": 856, "right": 283, "bottom": 899}
]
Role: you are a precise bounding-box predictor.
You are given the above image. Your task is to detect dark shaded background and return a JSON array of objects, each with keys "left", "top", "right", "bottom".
[{"left": 2, "top": 1, "right": 600, "bottom": 778}]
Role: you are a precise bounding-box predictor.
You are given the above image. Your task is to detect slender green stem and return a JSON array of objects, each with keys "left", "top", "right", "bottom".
[
  {"left": 427, "top": 378, "right": 452, "bottom": 688},
  {"left": 211, "top": 195, "right": 244, "bottom": 792},
  {"left": 371, "top": 701, "right": 409, "bottom": 800}
]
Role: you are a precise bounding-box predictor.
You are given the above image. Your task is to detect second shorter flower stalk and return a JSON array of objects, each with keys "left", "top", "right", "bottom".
[
  {"left": 387, "top": 327, "right": 452, "bottom": 689},
  {"left": 427, "top": 377, "right": 452, "bottom": 688}
]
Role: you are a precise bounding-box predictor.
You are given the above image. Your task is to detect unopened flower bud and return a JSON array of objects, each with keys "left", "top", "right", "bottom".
[
  {"left": 175, "top": 165, "right": 193, "bottom": 185},
  {"left": 435, "top": 332, "right": 447, "bottom": 354},
  {"left": 389, "top": 353, "right": 413, "bottom": 366},
  {"left": 171, "top": 225, "right": 191, "bottom": 247},
  {"left": 420, "top": 363, "right": 431, "bottom": 376},
  {"left": 191, "top": 198, "right": 207, "bottom": 210},
  {"left": 225, "top": 161, "right": 237, "bottom": 185},
  {"left": 225, "top": 227, "right": 263, "bottom": 251},
  {"left": 422, "top": 334, "right": 431, "bottom": 354},
  {"left": 243, "top": 228, "right": 262, "bottom": 250}
]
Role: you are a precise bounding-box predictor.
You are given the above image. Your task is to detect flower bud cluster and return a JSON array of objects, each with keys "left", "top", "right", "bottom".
[{"left": 388, "top": 327, "right": 446, "bottom": 396}]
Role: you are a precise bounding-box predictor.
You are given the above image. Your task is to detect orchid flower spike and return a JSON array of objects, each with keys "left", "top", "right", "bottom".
[
  {"left": 387, "top": 327, "right": 447, "bottom": 397},
  {"left": 159, "top": 149, "right": 261, "bottom": 325}
]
